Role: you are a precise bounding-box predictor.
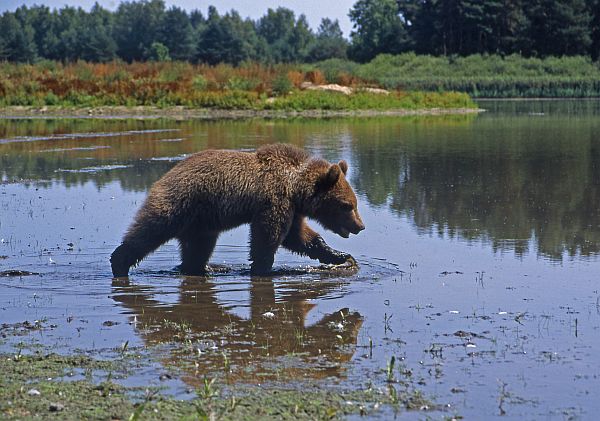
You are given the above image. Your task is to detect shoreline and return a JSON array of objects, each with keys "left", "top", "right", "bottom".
[
  {"left": 0, "top": 105, "right": 483, "bottom": 120},
  {"left": 475, "top": 97, "right": 600, "bottom": 101}
]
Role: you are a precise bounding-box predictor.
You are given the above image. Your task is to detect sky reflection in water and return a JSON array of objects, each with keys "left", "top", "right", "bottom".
[{"left": 1, "top": 101, "right": 600, "bottom": 419}]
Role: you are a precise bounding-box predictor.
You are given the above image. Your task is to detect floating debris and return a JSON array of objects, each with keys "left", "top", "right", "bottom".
[
  {"left": 49, "top": 403, "right": 65, "bottom": 412},
  {"left": 440, "top": 271, "right": 464, "bottom": 276},
  {"left": 0, "top": 270, "right": 39, "bottom": 277}
]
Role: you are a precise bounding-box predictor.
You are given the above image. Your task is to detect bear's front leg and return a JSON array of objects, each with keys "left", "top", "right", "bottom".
[
  {"left": 249, "top": 212, "right": 287, "bottom": 275},
  {"left": 282, "top": 216, "right": 354, "bottom": 265}
]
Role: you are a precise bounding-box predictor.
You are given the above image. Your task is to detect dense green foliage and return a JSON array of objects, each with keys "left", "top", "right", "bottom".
[
  {"left": 378, "top": 0, "right": 597, "bottom": 60},
  {"left": 1, "top": 0, "right": 600, "bottom": 64},
  {"left": 311, "top": 54, "right": 600, "bottom": 97},
  {"left": 0, "top": 1, "right": 348, "bottom": 64},
  {"left": 350, "top": 0, "right": 600, "bottom": 61}
]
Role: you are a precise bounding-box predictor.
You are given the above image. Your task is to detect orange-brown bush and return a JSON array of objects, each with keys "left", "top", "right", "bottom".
[
  {"left": 0, "top": 60, "right": 476, "bottom": 109},
  {"left": 286, "top": 71, "right": 305, "bottom": 87},
  {"left": 305, "top": 70, "right": 327, "bottom": 85},
  {"left": 2, "top": 61, "right": 353, "bottom": 106}
]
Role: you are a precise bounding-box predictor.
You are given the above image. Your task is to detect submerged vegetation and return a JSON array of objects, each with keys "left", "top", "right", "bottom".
[
  {"left": 0, "top": 61, "right": 475, "bottom": 109},
  {"left": 0, "top": 350, "right": 428, "bottom": 420}
]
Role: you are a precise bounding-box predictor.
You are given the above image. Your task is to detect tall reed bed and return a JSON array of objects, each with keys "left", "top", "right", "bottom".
[{"left": 312, "top": 54, "right": 600, "bottom": 98}]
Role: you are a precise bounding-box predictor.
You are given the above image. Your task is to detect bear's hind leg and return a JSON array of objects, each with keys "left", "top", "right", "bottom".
[
  {"left": 179, "top": 232, "right": 219, "bottom": 276},
  {"left": 111, "top": 219, "right": 173, "bottom": 277}
]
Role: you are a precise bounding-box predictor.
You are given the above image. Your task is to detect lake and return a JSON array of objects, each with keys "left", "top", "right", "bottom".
[{"left": 1, "top": 100, "right": 600, "bottom": 419}]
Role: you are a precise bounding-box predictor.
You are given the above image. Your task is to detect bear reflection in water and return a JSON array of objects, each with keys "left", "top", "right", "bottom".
[{"left": 112, "top": 274, "right": 363, "bottom": 384}]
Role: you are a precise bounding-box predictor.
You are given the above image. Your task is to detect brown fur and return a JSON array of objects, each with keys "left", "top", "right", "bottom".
[{"left": 111, "top": 144, "right": 365, "bottom": 277}]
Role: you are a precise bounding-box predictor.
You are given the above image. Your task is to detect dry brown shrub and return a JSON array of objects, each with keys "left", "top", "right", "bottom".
[
  {"left": 337, "top": 72, "right": 361, "bottom": 87},
  {"left": 287, "top": 70, "right": 305, "bottom": 87},
  {"left": 306, "top": 70, "right": 326, "bottom": 85}
]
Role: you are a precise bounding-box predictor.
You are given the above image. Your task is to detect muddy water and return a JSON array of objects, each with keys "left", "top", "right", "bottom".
[{"left": 2, "top": 101, "right": 600, "bottom": 419}]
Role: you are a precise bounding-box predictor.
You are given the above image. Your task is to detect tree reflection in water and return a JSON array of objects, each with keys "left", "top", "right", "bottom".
[{"left": 3, "top": 106, "right": 600, "bottom": 262}]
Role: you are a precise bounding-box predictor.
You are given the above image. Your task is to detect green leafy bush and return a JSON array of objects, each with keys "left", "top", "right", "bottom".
[{"left": 271, "top": 74, "right": 293, "bottom": 96}]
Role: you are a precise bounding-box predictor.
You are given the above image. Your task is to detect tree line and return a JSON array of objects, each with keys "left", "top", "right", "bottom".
[
  {"left": 0, "top": 1, "right": 347, "bottom": 64},
  {"left": 1, "top": 0, "right": 599, "bottom": 64}
]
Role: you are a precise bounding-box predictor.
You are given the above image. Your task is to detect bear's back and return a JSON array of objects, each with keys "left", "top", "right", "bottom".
[
  {"left": 256, "top": 144, "right": 309, "bottom": 167},
  {"left": 149, "top": 145, "right": 310, "bottom": 221}
]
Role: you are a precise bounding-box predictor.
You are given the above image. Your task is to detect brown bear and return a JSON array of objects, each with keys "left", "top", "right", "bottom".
[{"left": 110, "top": 143, "right": 365, "bottom": 277}]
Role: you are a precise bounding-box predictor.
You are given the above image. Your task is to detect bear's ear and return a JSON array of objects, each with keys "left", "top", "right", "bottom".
[
  {"left": 316, "top": 164, "right": 341, "bottom": 192},
  {"left": 339, "top": 160, "right": 348, "bottom": 175}
]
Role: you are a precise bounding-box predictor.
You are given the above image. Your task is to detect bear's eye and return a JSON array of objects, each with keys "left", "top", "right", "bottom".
[{"left": 340, "top": 202, "right": 353, "bottom": 211}]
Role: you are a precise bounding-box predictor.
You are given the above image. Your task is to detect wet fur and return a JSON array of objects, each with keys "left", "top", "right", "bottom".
[{"left": 111, "top": 144, "right": 364, "bottom": 277}]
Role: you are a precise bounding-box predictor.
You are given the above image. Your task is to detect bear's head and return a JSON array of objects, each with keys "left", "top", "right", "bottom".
[{"left": 310, "top": 160, "right": 365, "bottom": 238}]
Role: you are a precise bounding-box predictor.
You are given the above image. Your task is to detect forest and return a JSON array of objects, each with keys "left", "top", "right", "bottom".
[{"left": 1, "top": 0, "right": 599, "bottom": 64}]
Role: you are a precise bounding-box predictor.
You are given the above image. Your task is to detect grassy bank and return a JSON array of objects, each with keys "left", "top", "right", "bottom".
[
  {"left": 1, "top": 55, "right": 598, "bottom": 106},
  {"left": 310, "top": 54, "right": 600, "bottom": 98},
  {"left": 0, "top": 61, "right": 475, "bottom": 110}
]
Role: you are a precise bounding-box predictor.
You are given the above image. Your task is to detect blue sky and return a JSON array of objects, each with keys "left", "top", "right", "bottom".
[{"left": 1, "top": 0, "right": 358, "bottom": 36}]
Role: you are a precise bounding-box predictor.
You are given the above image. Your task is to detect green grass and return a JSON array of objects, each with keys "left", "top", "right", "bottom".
[
  {"left": 312, "top": 53, "right": 600, "bottom": 98},
  {"left": 266, "top": 90, "right": 475, "bottom": 111}
]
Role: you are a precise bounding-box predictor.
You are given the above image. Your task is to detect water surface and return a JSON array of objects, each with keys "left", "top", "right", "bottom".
[{"left": 1, "top": 101, "right": 600, "bottom": 419}]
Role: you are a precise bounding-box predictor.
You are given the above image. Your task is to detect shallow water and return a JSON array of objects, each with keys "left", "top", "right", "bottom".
[{"left": 1, "top": 101, "right": 600, "bottom": 419}]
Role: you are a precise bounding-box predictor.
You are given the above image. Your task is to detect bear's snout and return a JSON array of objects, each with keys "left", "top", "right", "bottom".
[
  {"left": 351, "top": 221, "right": 365, "bottom": 234},
  {"left": 349, "top": 210, "right": 365, "bottom": 235},
  {"left": 350, "top": 221, "right": 365, "bottom": 235}
]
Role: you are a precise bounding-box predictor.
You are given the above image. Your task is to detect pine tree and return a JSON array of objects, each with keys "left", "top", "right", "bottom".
[
  {"left": 158, "top": 6, "right": 195, "bottom": 61},
  {"left": 349, "top": 0, "right": 410, "bottom": 62},
  {"left": 586, "top": 0, "right": 600, "bottom": 58},
  {"left": 0, "top": 11, "right": 37, "bottom": 62},
  {"left": 114, "top": 0, "right": 165, "bottom": 61},
  {"left": 80, "top": 4, "right": 117, "bottom": 62},
  {"left": 524, "top": 0, "right": 592, "bottom": 56},
  {"left": 308, "top": 18, "right": 349, "bottom": 61},
  {"left": 196, "top": 7, "right": 261, "bottom": 65}
]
